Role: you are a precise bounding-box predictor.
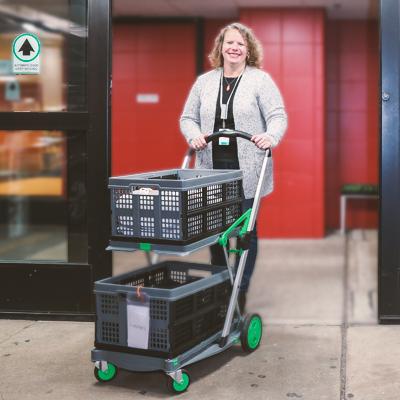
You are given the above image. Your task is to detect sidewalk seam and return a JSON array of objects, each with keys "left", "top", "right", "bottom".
[{"left": 340, "top": 233, "right": 349, "bottom": 400}]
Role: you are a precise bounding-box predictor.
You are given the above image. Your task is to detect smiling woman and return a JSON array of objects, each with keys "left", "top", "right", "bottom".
[
  {"left": 208, "top": 22, "right": 263, "bottom": 70},
  {"left": 179, "top": 22, "right": 288, "bottom": 312}
]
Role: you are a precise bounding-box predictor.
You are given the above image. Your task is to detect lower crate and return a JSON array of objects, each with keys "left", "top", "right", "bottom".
[{"left": 94, "top": 261, "right": 231, "bottom": 358}]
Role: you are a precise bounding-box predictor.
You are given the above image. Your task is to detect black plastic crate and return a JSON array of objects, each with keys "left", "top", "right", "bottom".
[
  {"left": 94, "top": 261, "right": 231, "bottom": 358},
  {"left": 109, "top": 169, "right": 243, "bottom": 245}
]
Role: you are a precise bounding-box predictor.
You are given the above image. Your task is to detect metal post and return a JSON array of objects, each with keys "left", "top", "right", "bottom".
[{"left": 340, "top": 195, "right": 346, "bottom": 235}]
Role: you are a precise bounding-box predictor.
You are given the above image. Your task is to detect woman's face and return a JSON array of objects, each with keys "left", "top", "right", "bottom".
[{"left": 221, "top": 28, "right": 248, "bottom": 68}]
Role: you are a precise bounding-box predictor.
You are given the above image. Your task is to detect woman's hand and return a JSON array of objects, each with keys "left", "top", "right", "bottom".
[
  {"left": 251, "top": 134, "right": 273, "bottom": 150},
  {"left": 190, "top": 134, "right": 208, "bottom": 150}
]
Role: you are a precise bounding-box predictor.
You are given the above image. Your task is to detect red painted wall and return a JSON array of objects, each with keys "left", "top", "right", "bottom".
[
  {"left": 240, "top": 9, "right": 326, "bottom": 237},
  {"left": 112, "top": 23, "right": 196, "bottom": 175},
  {"left": 326, "top": 20, "right": 379, "bottom": 230}
]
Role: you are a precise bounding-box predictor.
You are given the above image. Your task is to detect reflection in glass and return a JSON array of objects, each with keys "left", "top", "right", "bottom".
[
  {"left": 0, "top": 0, "right": 87, "bottom": 111},
  {"left": 0, "top": 130, "right": 87, "bottom": 262}
]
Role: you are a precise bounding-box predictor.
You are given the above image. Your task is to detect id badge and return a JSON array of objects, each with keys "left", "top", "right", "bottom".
[
  {"left": 219, "top": 137, "right": 230, "bottom": 146},
  {"left": 220, "top": 104, "right": 228, "bottom": 120}
]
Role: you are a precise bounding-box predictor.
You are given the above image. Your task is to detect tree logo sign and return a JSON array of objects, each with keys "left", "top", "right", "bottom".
[{"left": 12, "top": 33, "right": 41, "bottom": 74}]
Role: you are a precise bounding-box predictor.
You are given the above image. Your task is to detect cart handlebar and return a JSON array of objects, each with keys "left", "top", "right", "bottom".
[
  {"left": 205, "top": 129, "right": 253, "bottom": 143},
  {"left": 185, "top": 129, "right": 271, "bottom": 161}
]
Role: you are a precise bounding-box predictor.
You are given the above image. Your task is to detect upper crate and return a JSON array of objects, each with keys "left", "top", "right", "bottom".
[{"left": 109, "top": 169, "right": 243, "bottom": 246}]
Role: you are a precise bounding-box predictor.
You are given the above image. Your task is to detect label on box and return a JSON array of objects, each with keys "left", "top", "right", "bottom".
[{"left": 127, "top": 300, "right": 150, "bottom": 349}]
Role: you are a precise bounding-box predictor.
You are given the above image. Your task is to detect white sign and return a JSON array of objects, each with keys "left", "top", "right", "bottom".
[
  {"left": 0, "top": 60, "right": 12, "bottom": 75},
  {"left": 12, "top": 33, "right": 41, "bottom": 74},
  {"left": 5, "top": 80, "right": 20, "bottom": 101},
  {"left": 136, "top": 93, "right": 159, "bottom": 104},
  {"left": 127, "top": 300, "right": 150, "bottom": 349}
]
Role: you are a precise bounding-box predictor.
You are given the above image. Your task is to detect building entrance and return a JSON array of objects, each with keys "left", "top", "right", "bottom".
[{"left": 0, "top": 0, "right": 111, "bottom": 319}]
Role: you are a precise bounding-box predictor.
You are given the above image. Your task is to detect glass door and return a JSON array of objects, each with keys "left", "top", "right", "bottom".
[{"left": 0, "top": 0, "right": 111, "bottom": 318}]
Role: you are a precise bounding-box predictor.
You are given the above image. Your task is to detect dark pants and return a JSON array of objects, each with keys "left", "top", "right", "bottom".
[{"left": 210, "top": 197, "right": 258, "bottom": 292}]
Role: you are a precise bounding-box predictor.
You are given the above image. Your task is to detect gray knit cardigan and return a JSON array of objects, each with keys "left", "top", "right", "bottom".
[{"left": 180, "top": 66, "right": 288, "bottom": 199}]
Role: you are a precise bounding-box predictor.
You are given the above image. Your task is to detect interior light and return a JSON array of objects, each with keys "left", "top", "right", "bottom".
[{"left": 22, "top": 22, "right": 37, "bottom": 32}]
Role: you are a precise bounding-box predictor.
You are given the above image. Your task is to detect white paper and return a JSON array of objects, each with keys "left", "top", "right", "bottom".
[
  {"left": 131, "top": 187, "right": 159, "bottom": 196},
  {"left": 127, "top": 302, "right": 150, "bottom": 349}
]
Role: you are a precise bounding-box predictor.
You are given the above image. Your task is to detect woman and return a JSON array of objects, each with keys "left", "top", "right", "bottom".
[{"left": 180, "top": 22, "right": 287, "bottom": 311}]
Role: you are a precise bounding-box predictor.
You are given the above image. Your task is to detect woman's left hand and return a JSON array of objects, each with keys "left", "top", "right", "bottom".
[{"left": 251, "top": 134, "right": 272, "bottom": 150}]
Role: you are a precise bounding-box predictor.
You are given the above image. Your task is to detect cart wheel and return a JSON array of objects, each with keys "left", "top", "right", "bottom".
[
  {"left": 241, "top": 313, "right": 263, "bottom": 352},
  {"left": 94, "top": 362, "right": 118, "bottom": 382},
  {"left": 166, "top": 369, "right": 190, "bottom": 394}
]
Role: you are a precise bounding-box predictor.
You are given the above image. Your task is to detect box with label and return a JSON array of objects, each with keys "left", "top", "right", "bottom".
[{"left": 94, "top": 260, "right": 231, "bottom": 357}]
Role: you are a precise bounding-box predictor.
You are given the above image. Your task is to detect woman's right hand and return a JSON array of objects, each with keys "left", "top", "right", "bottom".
[{"left": 190, "top": 134, "right": 208, "bottom": 150}]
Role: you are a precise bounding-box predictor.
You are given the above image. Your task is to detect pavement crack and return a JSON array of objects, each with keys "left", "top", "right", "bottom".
[
  {"left": 340, "top": 233, "right": 350, "bottom": 400},
  {"left": 0, "top": 322, "right": 36, "bottom": 346}
]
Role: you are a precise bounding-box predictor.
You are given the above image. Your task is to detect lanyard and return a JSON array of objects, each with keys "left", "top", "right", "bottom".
[{"left": 219, "top": 68, "right": 244, "bottom": 128}]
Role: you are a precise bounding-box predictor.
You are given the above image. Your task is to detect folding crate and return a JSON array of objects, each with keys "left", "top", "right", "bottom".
[
  {"left": 109, "top": 169, "right": 243, "bottom": 245},
  {"left": 94, "top": 261, "right": 231, "bottom": 358}
]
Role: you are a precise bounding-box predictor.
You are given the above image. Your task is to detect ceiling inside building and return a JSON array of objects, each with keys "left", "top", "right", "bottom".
[{"left": 113, "top": 0, "right": 379, "bottom": 20}]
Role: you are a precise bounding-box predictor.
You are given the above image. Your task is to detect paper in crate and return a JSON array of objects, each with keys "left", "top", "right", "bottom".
[
  {"left": 126, "top": 295, "right": 150, "bottom": 349},
  {"left": 94, "top": 261, "right": 231, "bottom": 357}
]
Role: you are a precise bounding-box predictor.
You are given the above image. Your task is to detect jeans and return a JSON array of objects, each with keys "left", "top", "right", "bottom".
[{"left": 210, "top": 197, "right": 258, "bottom": 292}]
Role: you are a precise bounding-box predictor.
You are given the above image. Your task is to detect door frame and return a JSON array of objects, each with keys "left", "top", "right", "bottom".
[
  {"left": 379, "top": 0, "right": 400, "bottom": 323},
  {"left": 0, "top": 0, "right": 111, "bottom": 320}
]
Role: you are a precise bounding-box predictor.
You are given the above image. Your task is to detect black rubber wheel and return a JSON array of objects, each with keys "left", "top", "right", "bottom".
[
  {"left": 94, "top": 362, "right": 118, "bottom": 383},
  {"left": 240, "top": 313, "right": 263, "bottom": 352},
  {"left": 166, "top": 369, "right": 190, "bottom": 394}
]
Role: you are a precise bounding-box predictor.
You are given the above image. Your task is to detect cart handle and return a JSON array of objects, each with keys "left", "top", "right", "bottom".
[
  {"left": 185, "top": 129, "right": 272, "bottom": 159},
  {"left": 206, "top": 129, "right": 253, "bottom": 143}
]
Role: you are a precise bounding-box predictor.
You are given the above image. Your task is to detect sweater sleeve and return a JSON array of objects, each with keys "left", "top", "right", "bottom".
[
  {"left": 180, "top": 77, "right": 203, "bottom": 144},
  {"left": 257, "top": 73, "right": 288, "bottom": 148}
]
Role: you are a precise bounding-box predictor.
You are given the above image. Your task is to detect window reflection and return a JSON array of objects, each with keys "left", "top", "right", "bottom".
[
  {"left": 0, "top": 130, "right": 87, "bottom": 262},
  {"left": 0, "top": 0, "right": 87, "bottom": 111}
]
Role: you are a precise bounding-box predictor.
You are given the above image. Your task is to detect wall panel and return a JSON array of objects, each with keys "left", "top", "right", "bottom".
[
  {"left": 241, "top": 8, "right": 326, "bottom": 237},
  {"left": 326, "top": 20, "right": 379, "bottom": 230},
  {"left": 112, "top": 22, "right": 196, "bottom": 175}
]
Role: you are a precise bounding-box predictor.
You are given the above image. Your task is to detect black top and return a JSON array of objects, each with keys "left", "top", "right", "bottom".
[{"left": 212, "top": 75, "right": 242, "bottom": 169}]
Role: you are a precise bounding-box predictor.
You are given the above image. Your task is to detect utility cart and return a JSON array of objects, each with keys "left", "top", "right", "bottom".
[{"left": 91, "top": 130, "right": 270, "bottom": 394}]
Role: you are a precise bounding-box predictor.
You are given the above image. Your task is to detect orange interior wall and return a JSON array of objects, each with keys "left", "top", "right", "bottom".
[
  {"left": 240, "top": 9, "right": 326, "bottom": 237},
  {"left": 326, "top": 20, "right": 379, "bottom": 230},
  {"left": 112, "top": 23, "right": 196, "bottom": 175}
]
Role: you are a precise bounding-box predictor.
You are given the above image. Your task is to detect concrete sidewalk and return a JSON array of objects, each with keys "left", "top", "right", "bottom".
[{"left": 1, "top": 230, "right": 399, "bottom": 399}]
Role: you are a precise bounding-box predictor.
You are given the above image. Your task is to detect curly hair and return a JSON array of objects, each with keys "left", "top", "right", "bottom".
[{"left": 208, "top": 22, "right": 263, "bottom": 69}]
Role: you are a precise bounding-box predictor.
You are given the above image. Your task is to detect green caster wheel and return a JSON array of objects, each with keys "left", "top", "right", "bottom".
[
  {"left": 94, "top": 362, "right": 118, "bottom": 382},
  {"left": 241, "top": 313, "right": 263, "bottom": 352},
  {"left": 166, "top": 369, "right": 190, "bottom": 394}
]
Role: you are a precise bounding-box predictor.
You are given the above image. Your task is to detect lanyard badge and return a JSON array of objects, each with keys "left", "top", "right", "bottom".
[{"left": 219, "top": 69, "right": 244, "bottom": 128}]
